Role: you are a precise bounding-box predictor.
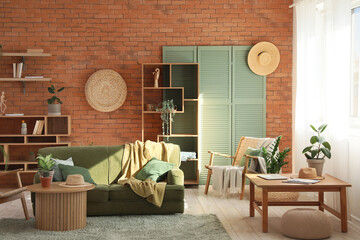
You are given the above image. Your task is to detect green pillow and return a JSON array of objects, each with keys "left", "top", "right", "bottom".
[
  {"left": 58, "top": 164, "right": 96, "bottom": 184},
  {"left": 135, "top": 157, "right": 175, "bottom": 182},
  {"left": 239, "top": 147, "right": 261, "bottom": 166}
]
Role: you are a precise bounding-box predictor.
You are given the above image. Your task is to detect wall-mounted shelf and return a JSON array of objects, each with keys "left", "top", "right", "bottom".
[
  {"left": 2, "top": 52, "right": 51, "bottom": 57},
  {"left": 0, "top": 51, "right": 52, "bottom": 94},
  {"left": 0, "top": 78, "right": 51, "bottom": 81}
]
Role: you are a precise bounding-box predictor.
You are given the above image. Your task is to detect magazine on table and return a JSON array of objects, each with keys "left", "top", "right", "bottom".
[{"left": 282, "top": 179, "right": 320, "bottom": 184}]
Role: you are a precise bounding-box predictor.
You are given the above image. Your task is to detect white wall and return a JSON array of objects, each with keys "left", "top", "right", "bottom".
[{"left": 348, "top": 134, "right": 360, "bottom": 222}]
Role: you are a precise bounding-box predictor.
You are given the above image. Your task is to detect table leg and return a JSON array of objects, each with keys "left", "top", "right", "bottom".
[
  {"left": 262, "top": 188, "right": 268, "bottom": 233},
  {"left": 250, "top": 181, "right": 255, "bottom": 217},
  {"left": 318, "top": 191, "right": 324, "bottom": 211},
  {"left": 340, "top": 187, "right": 348, "bottom": 232}
]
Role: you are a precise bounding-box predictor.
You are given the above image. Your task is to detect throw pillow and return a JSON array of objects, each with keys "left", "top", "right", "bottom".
[
  {"left": 51, "top": 157, "right": 74, "bottom": 182},
  {"left": 58, "top": 164, "right": 96, "bottom": 184},
  {"left": 135, "top": 157, "right": 175, "bottom": 182},
  {"left": 239, "top": 147, "right": 262, "bottom": 166}
]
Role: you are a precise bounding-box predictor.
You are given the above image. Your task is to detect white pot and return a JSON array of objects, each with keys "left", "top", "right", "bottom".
[
  {"left": 307, "top": 159, "right": 325, "bottom": 176},
  {"left": 48, "top": 104, "right": 61, "bottom": 116}
]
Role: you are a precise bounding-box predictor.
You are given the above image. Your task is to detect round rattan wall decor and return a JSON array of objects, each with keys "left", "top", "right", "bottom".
[{"left": 85, "top": 69, "right": 127, "bottom": 112}]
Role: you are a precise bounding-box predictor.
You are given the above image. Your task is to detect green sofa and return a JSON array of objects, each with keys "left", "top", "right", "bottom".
[{"left": 33, "top": 145, "right": 185, "bottom": 215}]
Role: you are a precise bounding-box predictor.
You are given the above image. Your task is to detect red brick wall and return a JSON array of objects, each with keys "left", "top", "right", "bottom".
[{"left": 0, "top": 0, "right": 293, "bottom": 172}]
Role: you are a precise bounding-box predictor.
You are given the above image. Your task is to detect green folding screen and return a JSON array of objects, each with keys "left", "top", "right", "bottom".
[{"left": 163, "top": 46, "right": 266, "bottom": 184}]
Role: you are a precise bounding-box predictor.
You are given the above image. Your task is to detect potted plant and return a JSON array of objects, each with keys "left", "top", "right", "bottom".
[
  {"left": 261, "top": 135, "right": 291, "bottom": 174},
  {"left": 37, "top": 153, "right": 55, "bottom": 188},
  {"left": 156, "top": 99, "right": 177, "bottom": 139},
  {"left": 302, "top": 124, "right": 331, "bottom": 176},
  {"left": 0, "top": 145, "right": 8, "bottom": 171},
  {"left": 47, "top": 85, "right": 64, "bottom": 116},
  {"left": 256, "top": 136, "right": 299, "bottom": 201}
]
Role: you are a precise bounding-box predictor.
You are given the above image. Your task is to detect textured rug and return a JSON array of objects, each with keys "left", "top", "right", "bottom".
[{"left": 0, "top": 214, "right": 230, "bottom": 240}]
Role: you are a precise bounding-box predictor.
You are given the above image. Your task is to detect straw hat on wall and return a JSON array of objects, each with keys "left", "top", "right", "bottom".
[{"left": 248, "top": 41, "right": 280, "bottom": 76}]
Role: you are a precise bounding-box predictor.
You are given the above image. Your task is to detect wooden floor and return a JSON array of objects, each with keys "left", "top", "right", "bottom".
[{"left": 1, "top": 186, "right": 360, "bottom": 239}]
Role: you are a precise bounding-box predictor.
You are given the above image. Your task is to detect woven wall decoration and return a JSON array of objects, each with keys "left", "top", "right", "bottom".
[{"left": 85, "top": 69, "right": 127, "bottom": 112}]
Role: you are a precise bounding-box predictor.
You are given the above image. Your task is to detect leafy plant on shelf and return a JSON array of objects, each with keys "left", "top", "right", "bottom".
[
  {"left": 261, "top": 135, "right": 291, "bottom": 174},
  {"left": 156, "top": 99, "right": 177, "bottom": 139},
  {"left": 37, "top": 154, "right": 55, "bottom": 177},
  {"left": 0, "top": 146, "right": 9, "bottom": 171},
  {"left": 47, "top": 85, "right": 65, "bottom": 104},
  {"left": 302, "top": 124, "right": 331, "bottom": 160}
]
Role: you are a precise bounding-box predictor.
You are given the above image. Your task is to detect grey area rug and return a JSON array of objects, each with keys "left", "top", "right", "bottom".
[{"left": 0, "top": 214, "right": 230, "bottom": 240}]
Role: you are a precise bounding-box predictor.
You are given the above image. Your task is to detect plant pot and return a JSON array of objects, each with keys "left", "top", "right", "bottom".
[
  {"left": 39, "top": 170, "right": 54, "bottom": 188},
  {"left": 307, "top": 159, "right": 325, "bottom": 176},
  {"left": 48, "top": 104, "right": 61, "bottom": 116}
]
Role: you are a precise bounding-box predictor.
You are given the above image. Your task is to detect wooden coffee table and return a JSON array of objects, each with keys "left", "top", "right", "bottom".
[
  {"left": 27, "top": 182, "right": 94, "bottom": 231},
  {"left": 246, "top": 174, "right": 351, "bottom": 233}
]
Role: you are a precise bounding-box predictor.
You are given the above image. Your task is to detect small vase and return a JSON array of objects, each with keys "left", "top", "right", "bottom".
[
  {"left": 307, "top": 159, "right": 325, "bottom": 176},
  {"left": 48, "top": 104, "right": 61, "bottom": 116},
  {"left": 39, "top": 170, "right": 54, "bottom": 188}
]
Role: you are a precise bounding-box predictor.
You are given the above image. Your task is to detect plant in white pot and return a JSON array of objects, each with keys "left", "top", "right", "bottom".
[
  {"left": 37, "top": 154, "right": 55, "bottom": 188},
  {"left": 302, "top": 124, "right": 331, "bottom": 176},
  {"left": 47, "top": 85, "right": 64, "bottom": 115}
]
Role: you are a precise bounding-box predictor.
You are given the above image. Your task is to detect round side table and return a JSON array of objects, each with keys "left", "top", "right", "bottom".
[{"left": 27, "top": 182, "right": 94, "bottom": 231}]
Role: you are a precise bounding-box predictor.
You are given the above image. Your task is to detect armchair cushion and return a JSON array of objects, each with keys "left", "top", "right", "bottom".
[{"left": 239, "top": 147, "right": 261, "bottom": 166}]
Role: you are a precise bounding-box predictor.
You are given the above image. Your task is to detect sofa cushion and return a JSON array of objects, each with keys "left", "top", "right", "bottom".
[
  {"left": 59, "top": 164, "right": 96, "bottom": 184},
  {"left": 39, "top": 146, "right": 109, "bottom": 184},
  {"left": 135, "top": 157, "right": 175, "bottom": 182},
  {"left": 87, "top": 184, "right": 109, "bottom": 203},
  {"left": 52, "top": 157, "right": 74, "bottom": 182},
  {"left": 109, "top": 184, "right": 184, "bottom": 202}
]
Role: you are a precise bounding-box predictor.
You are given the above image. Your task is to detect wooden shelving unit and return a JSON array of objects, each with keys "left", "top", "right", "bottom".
[
  {"left": 142, "top": 63, "right": 199, "bottom": 185},
  {"left": 0, "top": 115, "right": 71, "bottom": 186},
  {"left": 0, "top": 51, "right": 52, "bottom": 94}
]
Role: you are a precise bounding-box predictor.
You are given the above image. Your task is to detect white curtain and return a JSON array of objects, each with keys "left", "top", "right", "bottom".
[{"left": 293, "top": 0, "right": 351, "bottom": 211}]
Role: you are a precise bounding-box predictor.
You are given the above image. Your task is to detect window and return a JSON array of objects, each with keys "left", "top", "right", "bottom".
[{"left": 351, "top": 6, "right": 360, "bottom": 117}]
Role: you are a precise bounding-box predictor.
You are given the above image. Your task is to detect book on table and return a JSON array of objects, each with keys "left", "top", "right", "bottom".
[
  {"left": 257, "top": 174, "right": 288, "bottom": 180},
  {"left": 282, "top": 179, "right": 320, "bottom": 184}
]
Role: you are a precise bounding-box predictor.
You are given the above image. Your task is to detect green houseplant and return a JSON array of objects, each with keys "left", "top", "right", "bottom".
[
  {"left": 302, "top": 123, "right": 331, "bottom": 176},
  {"left": 156, "top": 99, "right": 177, "bottom": 138},
  {"left": 261, "top": 135, "right": 291, "bottom": 174},
  {"left": 37, "top": 153, "right": 55, "bottom": 187},
  {"left": 47, "top": 85, "right": 64, "bottom": 116}
]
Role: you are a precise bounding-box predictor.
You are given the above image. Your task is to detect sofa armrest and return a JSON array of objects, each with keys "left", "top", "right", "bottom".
[{"left": 167, "top": 168, "right": 184, "bottom": 185}]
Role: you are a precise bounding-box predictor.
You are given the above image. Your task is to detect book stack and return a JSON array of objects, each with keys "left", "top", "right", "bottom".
[
  {"left": 13, "top": 62, "right": 23, "bottom": 78},
  {"left": 33, "top": 120, "right": 45, "bottom": 135}
]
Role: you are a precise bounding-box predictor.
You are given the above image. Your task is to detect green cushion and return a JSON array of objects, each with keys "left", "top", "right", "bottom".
[
  {"left": 52, "top": 157, "right": 74, "bottom": 182},
  {"left": 135, "top": 157, "right": 175, "bottom": 182},
  {"left": 58, "top": 164, "right": 96, "bottom": 184},
  {"left": 239, "top": 147, "right": 262, "bottom": 166}
]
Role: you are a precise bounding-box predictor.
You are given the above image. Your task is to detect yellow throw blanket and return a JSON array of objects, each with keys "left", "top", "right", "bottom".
[
  {"left": 119, "top": 140, "right": 174, "bottom": 180},
  {"left": 117, "top": 140, "right": 174, "bottom": 207},
  {"left": 118, "top": 177, "right": 166, "bottom": 207}
]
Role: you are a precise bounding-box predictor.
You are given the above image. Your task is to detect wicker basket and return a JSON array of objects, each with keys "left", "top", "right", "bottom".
[{"left": 255, "top": 186, "right": 300, "bottom": 202}]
